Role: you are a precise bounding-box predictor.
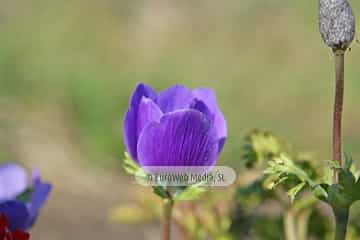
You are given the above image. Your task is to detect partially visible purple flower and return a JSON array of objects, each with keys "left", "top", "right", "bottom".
[
  {"left": 0, "top": 163, "right": 52, "bottom": 231},
  {"left": 0, "top": 214, "right": 30, "bottom": 240},
  {"left": 123, "top": 83, "right": 227, "bottom": 166}
]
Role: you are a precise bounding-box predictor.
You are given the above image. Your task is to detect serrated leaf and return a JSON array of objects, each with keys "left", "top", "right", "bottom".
[
  {"left": 173, "top": 186, "right": 206, "bottom": 201},
  {"left": 288, "top": 182, "right": 306, "bottom": 202},
  {"left": 243, "top": 129, "right": 288, "bottom": 168},
  {"left": 265, "top": 154, "right": 316, "bottom": 188}
]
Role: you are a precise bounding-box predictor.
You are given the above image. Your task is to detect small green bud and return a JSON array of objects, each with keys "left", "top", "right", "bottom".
[{"left": 319, "top": 0, "right": 355, "bottom": 51}]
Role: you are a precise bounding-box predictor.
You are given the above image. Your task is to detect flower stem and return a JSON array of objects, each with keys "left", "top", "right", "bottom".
[
  {"left": 162, "top": 198, "right": 174, "bottom": 240},
  {"left": 332, "top": 51, "right": 345, "bottom": 184},
  {"left": 284, "top": 209, "right": 297, "bottom": 240},
  {"left": 334, "top": 207, "right": 350, "bottom": 240}
]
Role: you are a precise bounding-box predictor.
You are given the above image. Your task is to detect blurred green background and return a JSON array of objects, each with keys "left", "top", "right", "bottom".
[{"left": 1, "top": 0, "right": 360, "bottom": 239}]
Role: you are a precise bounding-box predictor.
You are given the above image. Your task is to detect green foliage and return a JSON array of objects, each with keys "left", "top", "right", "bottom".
[
  {"left": 236, "top": 177, "right": 275, "bottom": 208},
  {"left": 230, "top": 211, "right": 284, "bottom": 240},
  {"left": 319, "top": 155, "right": 360, "bottom": 209},
  {"left": 243, "top": 129, "right": 320, "bottom": 203},
  {"left": 264, "top": 145, "right": 360, "bottom": 240},
  {"left": 287, "top": 182, "right": 306, "bottom": 203},
  {"left": 152, "top": 186, "right": 171, "bottom": 199},
  {"left": 243, "top": 129, "right": 288, "bottom": 168},
  {"left": 152, "top": 183, "right": 207, "bottom": 201},
  {"left": 265, "top": 154, "right": 318, "bottom": 201},
  {"left": 123, "top": 152, "right": 171, "bottom": 199},
  {"left": 123, "top": 152, "right": 140, "bottom": 175},
  {"left": 266, "top": 151, "right": 360, "bottom": 210},
  {"left": 173, "top": 185, "right": 206, "bottom": 201},
  {"left": 239, "top": 129, "right": 345, "bottom": 240}
]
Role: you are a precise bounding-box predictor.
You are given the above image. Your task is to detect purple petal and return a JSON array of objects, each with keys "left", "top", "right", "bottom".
[
  {"left": 129, "top": 83, "right": 157, "bottom": 108},
  {"left": 190, "top": 99, "right": 215, "bottom": 123},
  {"left": 136, "top": 97, "right": 163, "bottom": 140},
  {"left": 0, "top": 201, "right": 29, "bottom": 231},
  {"left": 26, "top": 170, "right": 52, "bottom": 228},
  {"left": 156, "top": 85, "right": 194, "bottom": 113},
  {"left": 0, "top": 163, "right": 28, "bottom": 202},
  {"left": 30, "top": 170, "right": 52, "bottom": 213},
  {"left": 123, "top": 83, "right": 158, "bottom": 161},
  {"left": 137, "top": 109, "right": 219, "bottom": 166},
  {"left": 192, "top": 88, "right": 227, "bottom": 152}
]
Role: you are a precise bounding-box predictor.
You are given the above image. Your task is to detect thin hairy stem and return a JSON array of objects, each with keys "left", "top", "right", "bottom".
[
  {"left": 162, "top": 198, "right": 174, "bottom": 240},
  {"left": 332, "top": 52, "right": 345, "bottom": 184}
]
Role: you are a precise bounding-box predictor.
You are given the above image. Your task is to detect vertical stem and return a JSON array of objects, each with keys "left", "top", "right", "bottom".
[
  {"left": 334, "top": 208, "right": 350, "bottom": 240},
  {"left": 332, "top": 52, "right": 345, "bottom": 184},
  {"left": 162, "top": 198, "right": 174, "bottom": 240},
  {"left": 297, "top": 209, "right": 312, "bottom": 240},
  {"left": 284, "top": 209, "right": 297, "bottom": 240}
]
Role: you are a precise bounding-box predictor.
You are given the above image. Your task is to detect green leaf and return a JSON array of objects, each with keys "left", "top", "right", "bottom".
[
  {"left": 338, "top": 169, "right": 356, "bottom": 190},
  {"left": 288, "top": 182, "right": 306, "bottom": 203},
  {"left": 152, "top": 186, "right": 170, "bottom": 199},
  {"left": 123, "top": 152, "right": 140, "bottom": 175},
  {"left": 344, "top": 153, "right": 353, "bottom": 171},
  {"left": 312, "top": 184, "right": 329, "bottom": 201},
  {"left": 173, "top": 186, "right": 206, "bottom": 201},
  {"left": 328, "top": 160, "right": 342, "bottom": 170},
  {"left": 327, "top": 185, "right": 351, "bottom": 209},
  {"left": 265, "top": 154, "right": 316, "bottom": 188},
  {"left": 243, "top": 129, "right": 288, "bottom": 168}
]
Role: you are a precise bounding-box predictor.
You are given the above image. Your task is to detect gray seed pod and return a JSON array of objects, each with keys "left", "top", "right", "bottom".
[{"left": 319, "top": 0, "right": 355, "bottom": 51}]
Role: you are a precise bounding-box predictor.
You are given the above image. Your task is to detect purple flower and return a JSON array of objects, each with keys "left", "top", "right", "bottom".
[
  {"left": 123, "top": 83, "right": 227, "bottom": 166},
  {"left": 0, "top": 163, "right": 52, "bottom": 231}
]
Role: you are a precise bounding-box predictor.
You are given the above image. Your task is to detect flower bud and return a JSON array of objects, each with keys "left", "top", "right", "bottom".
[{"left": 319, "top": 0, "right": 355, "bottom": 51}]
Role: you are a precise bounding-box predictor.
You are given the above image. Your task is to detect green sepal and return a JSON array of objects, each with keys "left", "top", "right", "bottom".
[
  {"left": 152, "top": 186, "right": 171, "bottom": 199},
  {"left": 173, "top": 185, "right": 206, "bottom": 201},
  {"left": 123, "top": 152, "right": 140, "bottom": 175},
  {"left": 152, "top": 185, "right": 206, "bottom": 201}
]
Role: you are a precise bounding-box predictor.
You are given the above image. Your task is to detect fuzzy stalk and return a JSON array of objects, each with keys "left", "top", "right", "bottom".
[
  {"left": 162, "top": 198, "right": 174, "bottom": 240},
  {"left": 332, "top": 51, "right": 345, "bottom": 183}
]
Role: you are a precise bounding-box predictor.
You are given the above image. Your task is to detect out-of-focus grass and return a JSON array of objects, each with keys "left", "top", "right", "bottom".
[{"left": 1, "top": 0, "right": 360, "bottom": 169}]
